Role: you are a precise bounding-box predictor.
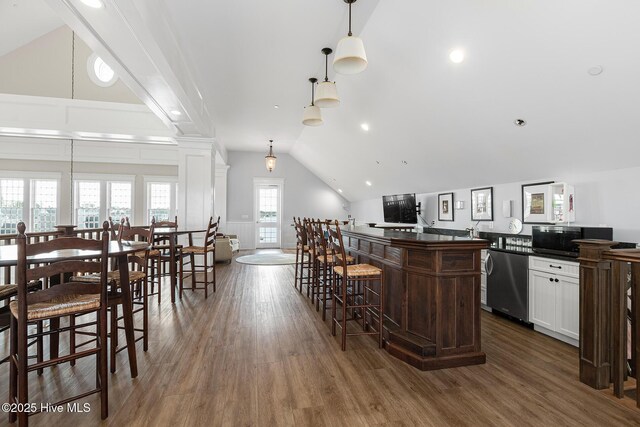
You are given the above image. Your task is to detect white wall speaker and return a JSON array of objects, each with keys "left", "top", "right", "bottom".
[{"left": 502, "top": 200, "right": 513, "bottom": 218}]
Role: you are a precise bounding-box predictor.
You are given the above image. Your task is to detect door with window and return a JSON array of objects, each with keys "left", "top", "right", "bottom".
[{"left": 254, "top": 179, "right": 283, "bottom": 249}]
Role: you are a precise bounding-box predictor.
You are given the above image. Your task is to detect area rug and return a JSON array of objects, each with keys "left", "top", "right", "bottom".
[{"left": 235, "top": 253, "right": 299, "bottom": 265}]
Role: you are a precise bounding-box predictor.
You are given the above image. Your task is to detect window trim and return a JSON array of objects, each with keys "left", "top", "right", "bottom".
[
  {"left": 0, "top": 173, "right": 61, "bottom": 233},
  {"left": 73, "top": 175, "right": 135, "bottom": 227}
]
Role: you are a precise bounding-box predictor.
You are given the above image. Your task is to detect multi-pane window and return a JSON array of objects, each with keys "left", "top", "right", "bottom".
[
  {"left": 76, "top": 181, "right": 101, "bottom": 229},
  {"left": 258, "top": 187, "right": 278, "bottom": 223},
  {"left": 74, "top": 178, "right": 135, "bottom": 228},
  {"left": 0, "top": 179, "right": 24, "bottom": 234},
  {"left": 108, "top": 182, "right": 132, "bottom": 221},
  {"left": 31, "top": 180, "right": 57, "bottom": 232},
  {"left": 0, "top": 176, "right": 59, "bottom": 234},
  {"left": 146, "top": 181, "right": 177, "bottom": 223}
]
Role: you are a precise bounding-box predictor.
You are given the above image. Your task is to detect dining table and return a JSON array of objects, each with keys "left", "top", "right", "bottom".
[
  {"left": 0, "top": 239, "right": 149, "bottom": 378},
  {"left": 152, "top": 227, "right": 206, "bottom": 303}
]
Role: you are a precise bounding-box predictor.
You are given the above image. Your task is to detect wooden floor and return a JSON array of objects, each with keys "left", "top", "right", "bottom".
[{"left": 2, "top": 252, "right": 640, "bottom": 426}]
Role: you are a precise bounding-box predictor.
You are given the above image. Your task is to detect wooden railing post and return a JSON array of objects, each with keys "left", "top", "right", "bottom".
[
  {"left": 575, "top": 239, "right": 618, "bottom": 389},
  {"left": 54, "top": 224, "right": 77, "bottom": 237}
]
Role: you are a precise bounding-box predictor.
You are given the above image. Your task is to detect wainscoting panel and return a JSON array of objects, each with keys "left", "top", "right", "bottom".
[{"left": 226, "top": 221, "right": 255, "bottom": 250}]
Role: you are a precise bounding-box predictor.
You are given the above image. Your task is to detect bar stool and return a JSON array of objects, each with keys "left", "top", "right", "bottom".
[
  {"left": 293, "top": 217, "right": 312, "bottom": 294},
  {"left": 180, "top": 216, "right": 219, "bottom": 299},
  {"left": 313, "top": 220, "right": 354, "bottom": 321},
  {"left": 328, "top": 220, "right": 384, "bottom": 351}
]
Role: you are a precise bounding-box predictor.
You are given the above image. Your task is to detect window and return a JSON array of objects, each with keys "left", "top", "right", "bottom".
[
  {"left": 31, "top": 180, "right": 58, "bottom": 232},
  {"left": 0, "top": 179, "right": 24, "bottom": 234},
  {"left": 87, "top": 53, "right": 118, "bottom": 87},
  {"left": 0, "top": 174, "right": 60, "bottom": 234},
  {"left": 76, "top": 181, "right": 101, "bottom": 229},
  {"left": 108, "top": 182, "right": 132, "bottom": 221},
  {"left": 145, "top": 181, "right": 177, "bottom": 223},
  {"left": 74, "top": 176, "right": 135, "bottom": 228}
]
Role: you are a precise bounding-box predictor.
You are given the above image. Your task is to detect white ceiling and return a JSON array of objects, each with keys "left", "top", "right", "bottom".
[
  {"left": 5, "top": 0, "right": 640, "bottom": 203},
  {"left": 0, "top": 0, "right": 63, "bottom": 57}
]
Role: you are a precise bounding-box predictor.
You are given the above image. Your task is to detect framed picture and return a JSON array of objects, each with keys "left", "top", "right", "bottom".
[
  {"left": 471, "top": 187, "right": 493, "bottom": 221},
  {"left": 522, "top": 181, "right": 554, "bottom": 224},
  {"left": 438, "top": 192, "right": 454, "bottom": 221}
]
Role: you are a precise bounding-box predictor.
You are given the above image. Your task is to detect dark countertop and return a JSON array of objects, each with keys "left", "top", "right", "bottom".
[{"left": 342, "top": 225, "right": 489, "bottom": 248}]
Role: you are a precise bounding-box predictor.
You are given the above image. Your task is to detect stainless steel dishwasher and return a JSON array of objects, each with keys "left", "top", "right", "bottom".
[{"left": 486, "top": 250, "right": 529, "bottom": 322}]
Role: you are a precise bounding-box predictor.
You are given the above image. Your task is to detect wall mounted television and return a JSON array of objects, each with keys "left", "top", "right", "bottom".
[{"left": 382, "top": 193, "right": 418, "bottom": 224}]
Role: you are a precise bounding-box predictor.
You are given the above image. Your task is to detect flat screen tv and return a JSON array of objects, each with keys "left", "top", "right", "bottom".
[{"left": 382, "top": 193, "right": 417, "bottom": 224}]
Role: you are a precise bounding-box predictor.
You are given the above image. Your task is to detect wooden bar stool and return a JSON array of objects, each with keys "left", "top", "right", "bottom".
[
  {"left": 9, "top": 222, "right": 110, "bottom": 425},
  {"left": 313, "top": 220, "right": 354, "bottom": 321},
  {"left": 293, "top": 217, "right": 310, "bottom": 293},
  {"left": 180, "top": 216, "right": 219, "bottom": 299},
  {"left": 328, "top": 220, "right": 384, "bottom": 351}
]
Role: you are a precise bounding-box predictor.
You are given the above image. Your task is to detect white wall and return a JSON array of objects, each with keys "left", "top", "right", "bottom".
[
  {"left": 226, "top": 151, "right": 349, "bottom": 248},
  {"left": 351, "top": 165, "right": 640, "bottom": 243}
]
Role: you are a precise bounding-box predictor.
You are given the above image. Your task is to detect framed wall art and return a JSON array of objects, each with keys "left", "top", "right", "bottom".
[
  {"left": 521, "top": 181, "right": 554, "bottom": 224},
  {"left": 470, "top": 187, "right": 493, "bottom": 221},
  {"left": 438, "top": 192, "right": 454, "bottom": 221}
]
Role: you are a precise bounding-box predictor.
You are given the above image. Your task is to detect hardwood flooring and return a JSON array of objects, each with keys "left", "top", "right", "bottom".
[{"left": 2, "top": 253, "right": 640, "bottom": 426}]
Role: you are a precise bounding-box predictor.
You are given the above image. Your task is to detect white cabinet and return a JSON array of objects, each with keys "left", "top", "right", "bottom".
[
  {"left": 528, "top": 256, "right": 579, "bottom": 346},
  {"left": 550, "top": 182, "right": 575, "bottom": 223}
]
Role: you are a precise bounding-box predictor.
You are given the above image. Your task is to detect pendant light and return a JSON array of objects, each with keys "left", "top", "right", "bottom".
[
  {"left": 315, "top": 48, "right": 340, "bottom": 108},
  {"left": 302, "top": 78, "right": 323, "bottom": 126},
  {"left": 334, "top": 0, "right": 367, "bottom": 75},
  {"left": 265, "top": 140, "right": 277, "bottom": 172}
]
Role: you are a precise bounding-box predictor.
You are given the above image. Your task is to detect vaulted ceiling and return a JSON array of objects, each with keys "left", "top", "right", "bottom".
[{"left": 5, "top": 1, "right": 640, "bottom": 202}]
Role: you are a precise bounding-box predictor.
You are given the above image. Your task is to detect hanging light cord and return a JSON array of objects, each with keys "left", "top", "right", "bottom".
[
  {"left": 70, "top": 31, "right": 76, "bottom": 222},
  {"left": 348, "top": 2, "right": 353, "bottom": 36},
  {"left": 324, "top": 53, "right": 329, "bottom": 82},
  {"left": 311, "top": 82, "right": 316, "bottom": 106}
]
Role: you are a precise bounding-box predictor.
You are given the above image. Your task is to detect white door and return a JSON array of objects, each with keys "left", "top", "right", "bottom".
[{"left": 254, "top": 180, "right": 283, "bottom": 249}]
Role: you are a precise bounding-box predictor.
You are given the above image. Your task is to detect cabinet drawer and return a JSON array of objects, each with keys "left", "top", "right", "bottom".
[{"left": 529, "top": 256, "right": 578, "bottom": 278}]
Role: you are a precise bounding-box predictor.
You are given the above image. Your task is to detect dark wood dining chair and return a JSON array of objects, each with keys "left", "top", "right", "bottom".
[
  {"left": 71, "top": 224, "right": 153, "bottom": 374},
  {"left": 150, "top": 216, "right": 180, "bottom": 304},
  {"left": 328, "top": 220, "right": 384, "bottom": 351},
  {"left": 9, "top": 222, "right": 110, "bottom": 425},
  {"left": 179, "top": 216, "right": 219, "bottom": 299}
]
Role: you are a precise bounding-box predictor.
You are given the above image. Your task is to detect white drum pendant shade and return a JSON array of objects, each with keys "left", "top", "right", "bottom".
[
  {"left": 333, "top": 36, "right": 367, "bottom": 75},
  {"left": 315, "top": 81, "right": 340, "bottom": 108},
  {"left": 302, "top": 105, "right": 323, "bottom": 126}
]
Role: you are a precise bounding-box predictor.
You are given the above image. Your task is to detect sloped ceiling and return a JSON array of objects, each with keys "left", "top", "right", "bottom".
[
  {"left": 9, "top": 1, "right": 640, "bottom": 202},
  {"left": 0, "top": 0, "right": 63, "bottom": 57}
]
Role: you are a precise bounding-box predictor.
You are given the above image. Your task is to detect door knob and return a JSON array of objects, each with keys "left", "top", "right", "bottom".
[
  {"left": 554, "top": 278, "right": 559, "bottom": 282},
  {"left": 549, "top": 278, "right": 554, "bottom": 282}
]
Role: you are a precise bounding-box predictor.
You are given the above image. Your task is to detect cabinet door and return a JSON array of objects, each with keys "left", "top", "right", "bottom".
[
  {"left": 529, "top": 270, "right": 556, "bottom": 330},
  {"left": 556, "top": 275, "right": 579, "bottom": 340}
]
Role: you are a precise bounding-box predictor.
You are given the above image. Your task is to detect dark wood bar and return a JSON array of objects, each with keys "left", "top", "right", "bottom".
[{"left": 341, "top": 226, "right": 489, "bottom": 370}]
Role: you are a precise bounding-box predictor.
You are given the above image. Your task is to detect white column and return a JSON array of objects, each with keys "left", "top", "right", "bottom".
[
  {"left": 176, "top": 138, "right": 216, "bottom": 235},
  {"left": 214, "top": 164, "right": 229, "bottom": 232}
]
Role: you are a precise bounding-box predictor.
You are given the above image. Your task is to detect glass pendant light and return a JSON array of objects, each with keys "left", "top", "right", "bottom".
[
  {"left": 265, "top": 140, "right": 277, "bottom": 172},
  {"left": 334, "top": 0, "right": 367, "bottom": 75},
  {"left": 315, "top": 48, "right": 340, "bottom": 108},
  {"left": 302, "top": 78, "right": 323, "bottom": 126}
]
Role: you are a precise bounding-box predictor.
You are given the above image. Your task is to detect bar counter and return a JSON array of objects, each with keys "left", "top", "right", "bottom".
[{"left": 341, "top": 226, "right": 489, "bottom": 370}]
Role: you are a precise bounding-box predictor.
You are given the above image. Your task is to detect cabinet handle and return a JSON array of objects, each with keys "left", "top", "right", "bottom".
[
  {"left": 549, "top": 278, "right": 554, "bottom": 282},
  {"left": 549, "top": 264, "right": 562, "bottom": 269},
  {"left": 555, "top": 278, "right": 559, "bottom": 283}
]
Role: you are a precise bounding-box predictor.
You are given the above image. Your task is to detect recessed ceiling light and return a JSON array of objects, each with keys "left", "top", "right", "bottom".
[
  {"left": 361, "top": 123, "right": 370, "bottom": 131},
  {"left": 81, "top": 0, "right": 104, "bottom": 8},
  {"left": 338, "top": 189, "right": 343, "bottom": 193},
  {"left": 170, "top": 110, "right": 182, "bottom": 116},
  {"left": 587, "top": 65, "right": 603, "bottom": 76},
  {"left": 365, "top": 181, "right": 372, "bottom": 186},
  {"left": 514, "top": 118, "right": 527, "bottom": 127},
  {"left": 449, "top": 49, "right": 465, "bottom": 64},
  {"left": 274, "top": 104, "right": 280, "bottom": 109}
]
